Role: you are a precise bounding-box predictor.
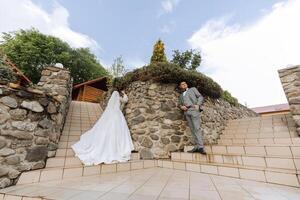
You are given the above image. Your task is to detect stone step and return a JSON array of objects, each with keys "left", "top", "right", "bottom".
[
  {"left": 17, "top": 159, "right": 157, "bottom": 185},
  {"left": 54, "top": 148, "right": 140, "bottom": 160},
  {"left": 171, "top": 152, "right": 300, "bottom": 171},
  {"left": 223, "top": 128, "right": 295, "bottom": 134},
  {"left": 219, "top": 133, "right": 296, "bottom": 139},
  {"left": 158, "top": 159, "right": 300, "bottom": 187},
  {"left": 46, "top": 153, "right": 140, "bottom": 168},
  {"left": 218, "top": 137, "right": 300, "bottom": 145},
  {"left": 228, "top": 113, "right": 293, "bottom": 123},
  {"left": 184, "top": 145, "right": 300, "bottom": 157}
]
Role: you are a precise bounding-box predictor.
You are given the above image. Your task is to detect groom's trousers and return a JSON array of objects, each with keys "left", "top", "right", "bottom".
[{"left": 185, "top": 111, "right": 204, "bottom": 149}]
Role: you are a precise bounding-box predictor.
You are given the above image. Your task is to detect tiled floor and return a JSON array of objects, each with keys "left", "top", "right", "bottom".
[{"left": 1, "top": 168, "right": 300, "bottom": 200}]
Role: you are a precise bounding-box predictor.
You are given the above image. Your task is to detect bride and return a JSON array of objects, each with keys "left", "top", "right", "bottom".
[{"left": 71, "top": 90, "right": 134, "bottom": 165}]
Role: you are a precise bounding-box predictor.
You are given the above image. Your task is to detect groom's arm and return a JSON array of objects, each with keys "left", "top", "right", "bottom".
[{"left": 192, "top": 87, "right": 204, "bottom": 105}]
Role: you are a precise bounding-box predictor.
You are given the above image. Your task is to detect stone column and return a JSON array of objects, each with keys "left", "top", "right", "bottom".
[
  {"left": 0, "top": 65, "right": 72, "bottom": 188},
  {"left": 278, "top": 65, "right": 300, "bottom": 135}
]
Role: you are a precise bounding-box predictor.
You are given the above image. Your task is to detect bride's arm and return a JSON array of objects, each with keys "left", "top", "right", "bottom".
[{"left": 120, "top": 91, "right": 128, "bottom": 103}]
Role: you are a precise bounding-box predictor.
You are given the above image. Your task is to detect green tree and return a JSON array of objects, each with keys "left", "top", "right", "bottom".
[
  {"left": 109, "top": 56, "right": 127, "bottom": 77},
  {"left": 150, "top": 39, "right": 167, "bottom": 63},
  {"left": 171, "top": 49, "right": 201, "bottom": 70},
  {"left": 0, "top": 29, "right": 108, "bottom": 84}
]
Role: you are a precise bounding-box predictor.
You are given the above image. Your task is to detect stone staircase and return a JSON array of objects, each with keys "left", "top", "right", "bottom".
[
  {"left": 15, "top": 102, "right": 300, "bottom": 188},
  {"left": 17, "top": 101, "right": 156, "bottom": 185},
  {"left": 165, "top": 113, "right": 300, "bottom": 187}
]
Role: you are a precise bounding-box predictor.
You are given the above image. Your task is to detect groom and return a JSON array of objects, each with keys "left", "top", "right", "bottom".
[{"left": 178, "top": 81, "right": 206, "bottom": 154}]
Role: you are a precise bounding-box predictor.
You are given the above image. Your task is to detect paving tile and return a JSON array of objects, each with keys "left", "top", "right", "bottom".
[
  {"left": 101, "top": 164, "right": 117, "bottom": 173},
  {"left": 266, "top": 146, "right": 292, "bottom": 157},
  {"left": 63, "top": 167, "right": 83, "bottom": 178},
  {"left": 117, "top": 162, "right": 131, "bottom": 172},
  {"left": 16, "top": 171, "right": 40, "bottom": 185},
  {"left": 265, "top": 158, "right": 295, "bottom": 170},
  {"left": 186, "top": 163, "right": 200, "bottom": 172},
  {"left": 218, "top": 166, "right": 239, "bottom": 178},
  {"left": 265, "top": 171, "right": 300, "bottom": 187},
  {"left": 239, "top": 169, "right": 266, "bottom": 182},
  {"left": 40, "top": 169, "right": 63, "bottom": 182},
  {"left": 201, "top": 164, "right": 218, "bottom": 175}
]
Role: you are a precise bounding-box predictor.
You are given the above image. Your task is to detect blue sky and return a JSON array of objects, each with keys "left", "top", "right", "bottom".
[
  {"left": 1, "top": 0, "right": 300, "bottom": 107},
  {"left": 32, "top": 0, "right": 281, "bottom": 68}
]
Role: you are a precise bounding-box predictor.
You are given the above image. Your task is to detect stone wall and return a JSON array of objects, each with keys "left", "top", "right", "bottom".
[
  {"left": 278, "top": 65, "right": 300, "bottom": 135},
  {"left": 0, "top": 66, "right": 72, "bottom": 188},
  {"left": 124, "top": 81, "right": 257, "bottom": 159}
]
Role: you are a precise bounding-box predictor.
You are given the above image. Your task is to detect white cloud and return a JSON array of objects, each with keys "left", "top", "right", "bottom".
[
  {"left": 161, "top": 0, "right": 180, "bottom": 14},
  {"left": 0, "top": 0, "right": 100, "bottom": 50},
  {"left": 160, "top": 20, "right": 176, "bottom": 34},
  {"left": 188, "top": 0, "right": 300, "bottom": 107},
  {"left": 127, "top": 58, "right": 147, "bottom": 69}
]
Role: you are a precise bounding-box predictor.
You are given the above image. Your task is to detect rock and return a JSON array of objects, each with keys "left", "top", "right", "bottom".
[
  {"left": 0, "top": 113, "right": 10, "bottom": 124},
  {"left": 0, "top": 104, "right": 9, "bottom": 113},
  {"left": 35, "top": 137, "right": 49, "bottom": 145},
  {"left": 161, "top": 103, "right": 171, "bottom": 111},
  {"left": 0, "top": 96, "right": 18, "bottom": 108},
  {"left": 132, "top": 109, "right": 141, "bottom": 116},
  {"left": 140, "top": 148, "right": 154, "bottom": 159},
  {"left": 0, "top": 148, "right": 15, "bottom": 156},
  {"left": 21, "top": 101, "right": 44, "bottom": 112},
  {"left": 161, "top": 137, "right": 170, "bottom": 145},
  {"left": 47, "top": 102, "right": 57, "bottom": 114},
  {"left": 164, "top": 144, "right": 177, "bottom": 152},
  {"left": 0, "top": 139, "right": 6, "bottom": 149},
  {"left": 34, "top": 129, "right": 50, "bottom": 137},
  {"left": 10, "top": 140, "right": 32, "bottom": 149},
  {"left": 11, "top": 121, "right": 37, "bottom": 131},
  {"left": 32, "top": 161, "right": 45, "bottom": 170},
  {"left": 47, "top": 142, "right": 58, "bottom": 151},
  {"left": 5, "top": 155, "right": 20, "bottom": 165},
  {"left": 133, "top": 129, "right": 146, "bottom": 135},
  {"left": 0, "top": 178, "right": 11, "bottom": 189},
  {"left": 1, "top": 130, "right": 33, "bottom": 140},
  {"left": 25, "top": 146, "right": 48, "bottom": 162},
  {"left": 9, "top": 109, "right": 27, "bottom": 120},
  {"left": 7, "top": 168, "right": 20, "bottom": 179},
  {"left": 16, "top": 90, "right": 33, "bottom": 98},
  {"left": 49, "top": 131, "right": 59, "bottom": 142},
  {"left": 163, "top": 119, "right": 172, "bottom": 125},
  {"left": 48, "top": 150, "right": 56, "bottom": 157},
  {"left": 131, "top": 116, "right": 145, "bottom": 126},
  {"left": 149, "top": 83, "right": 157, "bottom": 90},
  {"left": 149, "top": 128, "right": 158, "bottom": 133},
  {"left": 38, "top": 118, "right": 53, "bottom": 129},
  {"left": 174, "top": 131, "right": 184, "bottom": 135},
  {"left": 141, "top": 137, "right": 153, "bottom": 148},
  {"left": 39, "top": 98, "right": 49, "bottom": 106},
  {"left": 16, "top": 163, "right": 31, "bottom": 172},
  {"left": 171, "top": 135, "right": 181, "bottom": 143},
  {"left": 0, "top": 167, "right": 9, "bottom": 177},
  {"left": 150, "top": 134, "right": 159, "bottom": 140},
  {"left": 165, "top": 112, "right": 183, "bottom": 120}
]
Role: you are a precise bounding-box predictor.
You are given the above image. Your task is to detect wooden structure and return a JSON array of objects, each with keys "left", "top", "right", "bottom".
[
  {"left": 72, "top": 77, "right": 108, "bottom": 103},
  {"left": 251, "top": 103, "right": 290, "bottom": 116},
  {"left": 0, "top": 51, "right": 32, "bottom": 87}
]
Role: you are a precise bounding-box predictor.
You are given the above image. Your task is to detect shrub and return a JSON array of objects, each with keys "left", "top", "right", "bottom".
[
  {"left": 222, "top": 90, "right": 239, "bottom": 106},
  {"left": 113, "top": 62, "right": 223, "bottom": 99},
  {"left": 0, "top": 66, "right": 18, "bottom": 83}
]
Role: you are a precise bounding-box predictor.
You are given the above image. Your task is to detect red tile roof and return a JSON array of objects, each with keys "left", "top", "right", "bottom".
[{"left": 251, "top": 103, "right": 289, "bottom": 114}]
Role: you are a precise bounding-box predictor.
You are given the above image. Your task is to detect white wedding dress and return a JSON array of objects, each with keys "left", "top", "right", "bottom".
[{"left": 71, "top": 91, "right": 134, "bottom": 165}]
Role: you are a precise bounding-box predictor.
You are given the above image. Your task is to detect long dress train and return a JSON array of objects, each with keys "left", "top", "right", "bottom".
[{"left": 71, "top": 91, "right": 134, "bottom": 165}]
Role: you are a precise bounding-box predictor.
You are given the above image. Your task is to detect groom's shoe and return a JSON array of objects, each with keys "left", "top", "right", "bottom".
[
  {"left": 187, "top": 147, "right": 198, "bottom": 153},
  {"left": 196, "top": 148, "right": 207, "bottom": 155}
]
